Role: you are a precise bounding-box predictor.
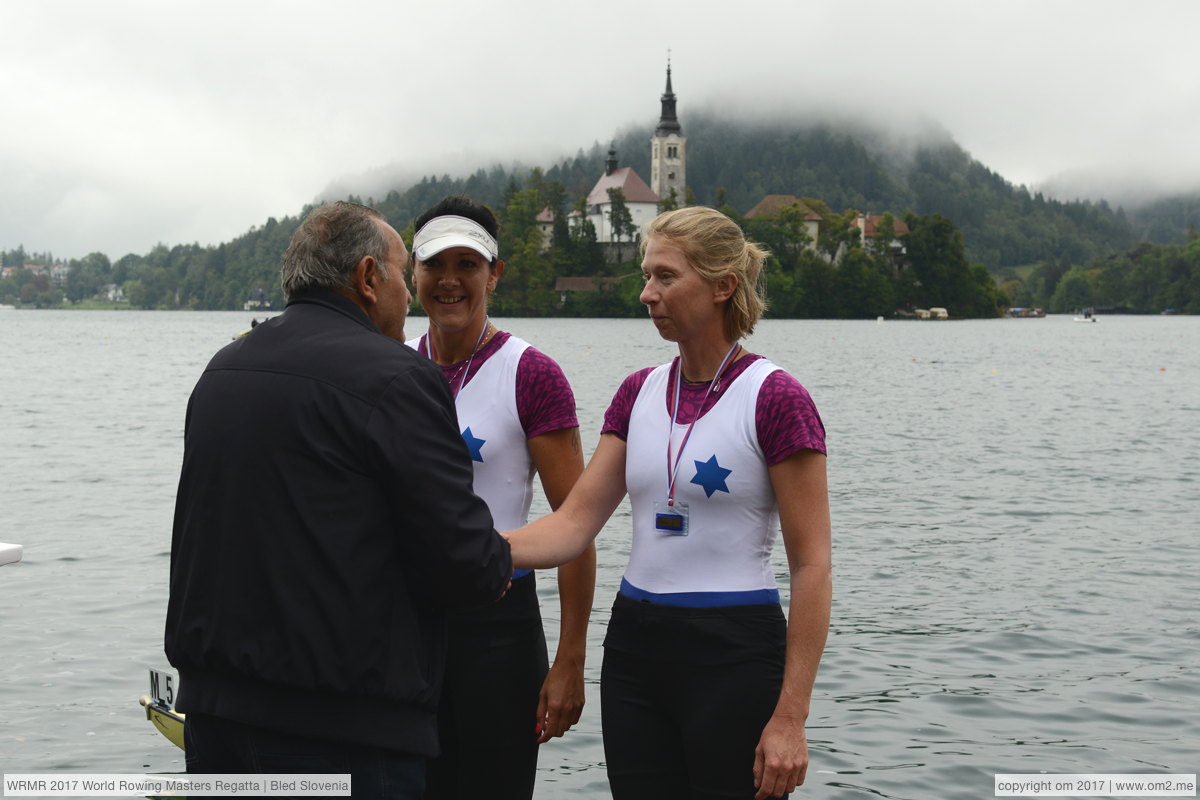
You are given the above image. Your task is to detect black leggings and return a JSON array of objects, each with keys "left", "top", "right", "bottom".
[
  {"left": 184, "top": 713, "right": 426, "bottom": 799},
  {"left": 601, "top": 593, "right": 787, "bottom": 800},
  {"left": 425, "top": 572, "right": 548, "bottom": 800}
]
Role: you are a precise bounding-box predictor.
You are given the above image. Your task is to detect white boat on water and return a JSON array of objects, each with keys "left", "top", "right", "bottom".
[
  {"left": 0, "top": 542, "right": 22, "bottom": 566},
  {"left": 1073, "top": 308, "right": 1097, "bottom": 323}
]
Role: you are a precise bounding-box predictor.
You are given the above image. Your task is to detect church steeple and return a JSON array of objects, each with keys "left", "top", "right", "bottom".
[
  {"left": 655, "top": 59, "right": 682, "bottom": 137},
  {"left": 650, "top": 57, "right": 686, "bottom": 203},
  {"left": 605, "top": 145, "right": 619, "bottom": 175}
]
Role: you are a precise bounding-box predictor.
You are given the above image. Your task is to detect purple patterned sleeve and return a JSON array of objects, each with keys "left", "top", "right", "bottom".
[
  {"left": 756, "top": 370, "right": 826, "bottom": 465},
  {"left": 601, "top": 368, "right": 655, "bottom": 441},
  {"left": 515, "top": 347, "right": 579, "bottom": 439}
]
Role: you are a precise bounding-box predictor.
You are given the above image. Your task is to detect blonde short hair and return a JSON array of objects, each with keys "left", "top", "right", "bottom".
[{"left": 642, "top": 206, "right": 769, "bottom": 339}]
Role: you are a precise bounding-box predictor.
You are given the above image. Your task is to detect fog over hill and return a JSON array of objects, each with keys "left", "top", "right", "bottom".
[
  {"left": 6, "top": 0, "right": 1198, "bottom": 260},
  {"left": 1036, "top": 168, "right": 1200, "bottom": 210},
  {"left": 318, "top": 108, "right": 961, "bottom": 212},
  {"left": 320, "top": 105, "right": 1199, "bottom": 224}
]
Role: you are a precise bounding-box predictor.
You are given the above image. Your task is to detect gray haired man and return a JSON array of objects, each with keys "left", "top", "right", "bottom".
[{"left": 166, "top": 201, "right": 511, "bottom": 799}]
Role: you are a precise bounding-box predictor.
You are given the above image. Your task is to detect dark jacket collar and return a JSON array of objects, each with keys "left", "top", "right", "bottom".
[{"left": 285, "top": 288, "right": 380, "bottom": 334}]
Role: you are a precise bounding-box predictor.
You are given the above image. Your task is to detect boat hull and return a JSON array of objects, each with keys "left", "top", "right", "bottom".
[{"left": 139, "top": 695, "right": 185, "bottom": 750}]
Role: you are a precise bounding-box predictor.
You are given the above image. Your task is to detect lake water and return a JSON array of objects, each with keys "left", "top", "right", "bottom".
[{"left": 1, "top": 311, "right": 1197, "bottom": 799}]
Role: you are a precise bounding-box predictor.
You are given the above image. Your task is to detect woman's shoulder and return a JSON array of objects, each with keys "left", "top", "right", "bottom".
[
  {"left": 510, "top": 337, "right": 578, "bottom": 436},
  {"left": 622, "top": 364, "right": 660, "bottom": 391},
  {"left": 514, "top": 339, "right": 565, "bottom": 377},
  {"left": 752, "top": 364, "right": 826, "bottom": 462},
  {"left": 619, "top": 361, "right": 676, "bottom": 402},
  {"left": 758, "top": 363, "right": 813, "bottom": 396},
  {"left": 601, "top": 365, "right": 663, "bottom": 440}
]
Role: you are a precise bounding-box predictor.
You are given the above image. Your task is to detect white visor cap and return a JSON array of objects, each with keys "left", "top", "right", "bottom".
[{"left": 412, "top": 215, "right": 498, "bottom": 262}]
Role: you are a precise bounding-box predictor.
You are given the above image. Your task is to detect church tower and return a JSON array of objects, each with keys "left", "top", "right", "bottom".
[{"left": 650, "top": 59, "right": 686, "bottom": 204}]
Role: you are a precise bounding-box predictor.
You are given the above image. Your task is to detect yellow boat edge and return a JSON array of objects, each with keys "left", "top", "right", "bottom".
[{"left": 139, "top": 695, "right": 186, "bottom": 750}]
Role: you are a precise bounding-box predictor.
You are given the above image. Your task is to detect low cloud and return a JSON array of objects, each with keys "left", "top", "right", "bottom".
[{"left": 3, "top": 0, "right": 1198, "bottom": 259}]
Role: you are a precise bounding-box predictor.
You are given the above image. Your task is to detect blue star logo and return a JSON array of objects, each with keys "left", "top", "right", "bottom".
[
  {"left": 462, "top": 427, "right": 486, "bottom": 463},
  {"left": 690, "top": 454, "right": 732, "bottom": 498}
]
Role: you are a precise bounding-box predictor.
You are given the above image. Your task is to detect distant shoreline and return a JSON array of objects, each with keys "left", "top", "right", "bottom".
[{"left": 2, "top": 304, "right": 1189, "bottom": 318}]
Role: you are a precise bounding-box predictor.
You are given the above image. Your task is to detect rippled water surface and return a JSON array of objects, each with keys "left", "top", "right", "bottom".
[{"left": 2, "top": 311, "right": 1197, "bottom": 798}]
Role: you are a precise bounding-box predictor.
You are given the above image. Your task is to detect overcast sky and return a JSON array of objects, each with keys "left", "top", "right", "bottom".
[{"left": 3, "top": 0, "right": 1197, "bottom": 260}]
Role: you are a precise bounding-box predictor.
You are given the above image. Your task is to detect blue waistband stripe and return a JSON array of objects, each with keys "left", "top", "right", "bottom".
[
  {"left": 619, "top": 577, "right": 780, "bottom": 608},
  {"left": 512, "top": 568, "right": 532, "bottom": 580}
]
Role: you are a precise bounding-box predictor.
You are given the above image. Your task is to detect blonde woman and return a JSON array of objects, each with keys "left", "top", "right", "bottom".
[{"left": 507, "top": 206, "right": 831, "bottom": 799}]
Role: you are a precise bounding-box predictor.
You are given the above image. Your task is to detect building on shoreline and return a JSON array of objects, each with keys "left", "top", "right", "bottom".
[
  {"left": 550, "top": 62, "right": 688, "bottom": 265},
  {"left": 584, "top": 147, "right": 660, "bottom": 249}
]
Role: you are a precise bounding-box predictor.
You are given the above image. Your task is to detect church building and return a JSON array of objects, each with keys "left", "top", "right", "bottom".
[
  {"left": 650, "top": 61, "right": 686, "bottom": 203},
  {"left": 584, "top": 147, "right": 660, "bottom": 246},
  {"left": 581, "top": 62, "right": 687, "bottom": 247},
  {"left": 555, "top": 64, "right": 690, "bottom": 292}
]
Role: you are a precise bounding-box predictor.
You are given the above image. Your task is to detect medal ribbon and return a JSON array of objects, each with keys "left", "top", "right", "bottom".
[
  {"left": 427, "top": 315, "right": 490, "bottom": 401},
  {"left": 665, "top": 342, "right": 740, "bottom": 507}
]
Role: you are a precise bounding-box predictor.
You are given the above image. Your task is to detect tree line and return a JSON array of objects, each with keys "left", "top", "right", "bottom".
[
  {"left": 0, "top": 171, "right": 1005, "bottom": 319},
  {"left": 1005, "top": 234, "right": 1200, "bottom": 314},
  {"left": 2, "top": 116, "right": 1197, "bottom": 316}
]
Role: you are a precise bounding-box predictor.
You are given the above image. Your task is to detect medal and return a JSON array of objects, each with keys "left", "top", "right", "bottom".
[{"left": 427, "top": 315, "right": 490, "bottom": 400}]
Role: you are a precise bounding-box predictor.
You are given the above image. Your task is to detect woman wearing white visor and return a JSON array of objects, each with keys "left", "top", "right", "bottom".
[{"left": 406, "top": 195, "right": 595, "bottom": 799}]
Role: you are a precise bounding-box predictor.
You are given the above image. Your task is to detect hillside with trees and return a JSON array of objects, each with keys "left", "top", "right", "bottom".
[{"left": 3, "top": 115, "right": 1197, "bottom": 316}]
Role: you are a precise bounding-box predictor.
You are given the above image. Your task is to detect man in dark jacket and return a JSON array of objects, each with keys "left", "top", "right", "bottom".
[{"left": 165, "top": 201, "right": 512, "bottom": 799}]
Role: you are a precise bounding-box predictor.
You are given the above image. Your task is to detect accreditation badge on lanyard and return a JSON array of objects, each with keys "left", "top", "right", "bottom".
[
  {"left": 656, "top": 343, "right": 740, "bottom": 536},
  {"left": 654, "top": 498, "right": 689, "bottom": 535}
]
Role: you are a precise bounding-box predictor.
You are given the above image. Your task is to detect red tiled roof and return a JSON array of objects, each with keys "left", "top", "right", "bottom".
[
  {"left": 536, "top": 207, "right": 555, "bottom": 223},
  {"left": 586, "top": 167, "right": 659, "bottom": 205},
  {"left": 744, "top": 195, "right": 822, "bottom": 220},
  {"left": 861, "top": 215, "right": 909, "bottom": 237}
]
